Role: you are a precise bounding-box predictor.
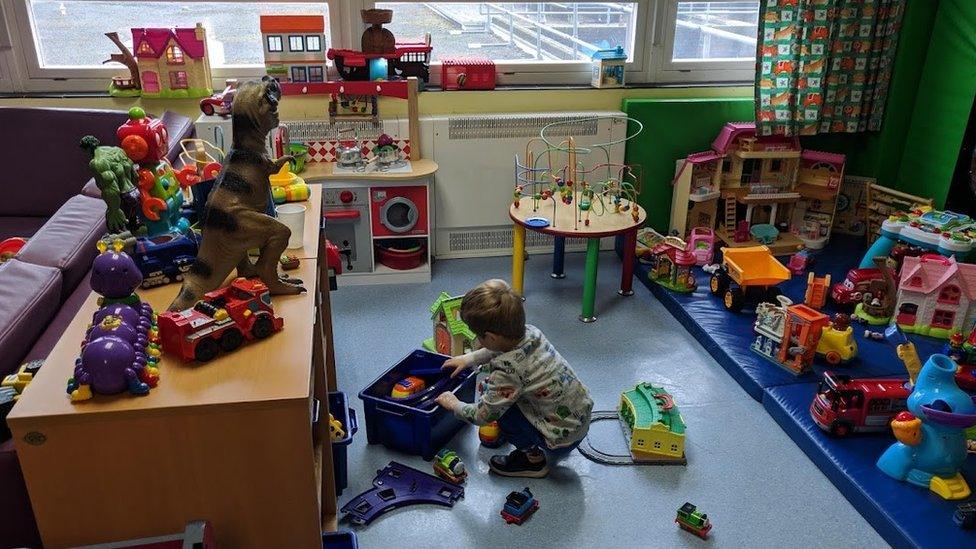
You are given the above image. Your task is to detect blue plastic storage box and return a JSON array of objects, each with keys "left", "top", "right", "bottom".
[
  {"left": 329, "top": 391, "right": 357, "bottom": 495},
  {"left": 322, "top": 530, "right": 358, "bottom": 549},
  {"left": 359, "top": 349, "right": 476, "bottom": 460}
]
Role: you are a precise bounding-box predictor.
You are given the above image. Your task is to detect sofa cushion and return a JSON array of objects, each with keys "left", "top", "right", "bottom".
[
  {"left": 81, "top": 177, "right": 101, "bottom": 199},
  {"left": 0, "top": 217, "right": 48, "bottom": 240},
  {"left": 24, "top": 275, "right": 92, "bottom": 364},
  {"left": 16, "top": 195, "right": 106, "bottom": 301},
  {"left": 0, "top": 107, "right": 130, "bottom": 217},
  {"left": 0, "top": 259, "right": 61, "bottom": 377}
]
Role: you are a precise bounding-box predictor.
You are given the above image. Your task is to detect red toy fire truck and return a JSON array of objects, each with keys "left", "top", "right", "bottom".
[
  {"left": 809, "top": 371, "right": 910, "bottom": 437},
  {"left": 157, "top": 278, "right": 284, "bottom": 362}
]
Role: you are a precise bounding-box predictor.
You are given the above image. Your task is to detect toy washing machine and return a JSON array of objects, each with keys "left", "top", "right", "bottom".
[
  {"left": 370, "top": 186, "right": 428, "bottom": 237},
  {"left": 323, "top": 188, "right": 372, "bottom": 273}
]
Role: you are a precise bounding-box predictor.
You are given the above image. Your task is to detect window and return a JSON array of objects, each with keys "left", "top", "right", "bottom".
[
  {"left": 932, "top": 310, "right": 956, "bottom": 329},
  {"left": 291, "top": 66, "right": 308, "bottom": 82},
  {"left": 169, "top": 70, "right": 188, "bottom": 89},
  {"left": 166, "top": 45, "right": 184, "bottom": 65},
  {"left": 309, "top": 65, "right": 324, "bottom": 82},
  {"left": 306, "top": 35, "right": 321, "bottom": 51},
  {"left": 10, "top": 0, "right": 335, "bottom": 92},
  {"left": 289, "top": 35, "right": 305, "bottom": 52},
  {"left": 939, "top": 285, "right": 961, "bottom": 304},
  {"left": 909, "top": 276, "right": 923, "bottom": 287},
  {"left": 267, "top": 35, "right": 283, "bottom": 52}
]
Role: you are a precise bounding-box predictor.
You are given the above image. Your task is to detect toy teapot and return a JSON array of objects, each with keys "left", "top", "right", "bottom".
[{"left": 337, "top": 140, "right": 364, "bottom": 168}]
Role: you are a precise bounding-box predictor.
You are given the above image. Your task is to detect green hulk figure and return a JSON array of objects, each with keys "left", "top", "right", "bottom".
[{"left": 80, "top": 135, "right": 142, "bottom": 234}]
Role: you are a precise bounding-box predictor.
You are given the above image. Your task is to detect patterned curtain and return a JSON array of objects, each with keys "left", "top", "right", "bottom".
[{"left": 755, "top": 0, "right": 906, "bottom": 136}]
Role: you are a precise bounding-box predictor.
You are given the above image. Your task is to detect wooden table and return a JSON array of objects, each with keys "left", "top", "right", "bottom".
[
  {"left": 510, "top": 199, "right": 645, "bottom": 322},
  {"left": 8, "top": 192, "right": 338, "bottom": 548}
]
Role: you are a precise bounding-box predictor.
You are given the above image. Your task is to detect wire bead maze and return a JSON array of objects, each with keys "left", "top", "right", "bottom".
[{"left": 513, "top": 116, "right": 644, "bottom": 229}]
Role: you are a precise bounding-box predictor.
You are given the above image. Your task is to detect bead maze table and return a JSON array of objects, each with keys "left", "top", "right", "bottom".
[{"left": 510, "top": 117, "right": 645, "bottom": 322}]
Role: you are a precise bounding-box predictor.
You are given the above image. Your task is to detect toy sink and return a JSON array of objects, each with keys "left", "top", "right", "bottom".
[{"left": 359, "top": 349, "right": 476, "bottom": 460}]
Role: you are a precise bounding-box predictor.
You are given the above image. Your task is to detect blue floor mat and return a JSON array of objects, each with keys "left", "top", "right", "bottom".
[
  {"left": 763, "top": 382, "right": 976, "bottom": 549},
  {"left": 635, "top": 235, "right": 945, "bottom": 401}
]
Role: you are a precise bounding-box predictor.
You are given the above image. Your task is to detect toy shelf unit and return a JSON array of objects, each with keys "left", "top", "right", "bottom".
[
  {"left": 311, "top": 164, "right": 436, "bottom": 286},
  {"left": 670, "top": 122, "right": 846, "bottom": 256},
  {"left": 865, "top": 183, "right": 934, "bottom": 245}
]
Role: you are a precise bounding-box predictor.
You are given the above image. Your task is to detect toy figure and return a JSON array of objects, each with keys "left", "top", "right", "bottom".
[
  {"left": 877, "top": 354, "right": 976, "bottom": 500},
  {"left": 168, "top": 77, "right": 304, "bottom": 311},
  {"left": 80, "top": 136, "right": 142, "bottom": 233}
]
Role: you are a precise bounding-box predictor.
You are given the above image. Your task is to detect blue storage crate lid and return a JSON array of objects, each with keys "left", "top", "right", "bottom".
[{"left": 592, "top": 46, "right": 626, "bottom": 61}]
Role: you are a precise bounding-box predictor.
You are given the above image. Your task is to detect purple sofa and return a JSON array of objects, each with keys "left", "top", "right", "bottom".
[{"left": 0, "top": 107, "right": 193, "bottom": 548}]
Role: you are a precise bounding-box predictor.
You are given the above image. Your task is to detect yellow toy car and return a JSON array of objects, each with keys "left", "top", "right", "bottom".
[{"left": 816, "top": 314, "right": 858, "bottom": 365}]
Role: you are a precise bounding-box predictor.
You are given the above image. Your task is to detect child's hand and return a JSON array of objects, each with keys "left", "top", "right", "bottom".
[
  {"left": 435, "top": 391, "right": 461, "bottom": 412},
  {"left": 441, "top": 356, "right": 470, "bottom": 378}
]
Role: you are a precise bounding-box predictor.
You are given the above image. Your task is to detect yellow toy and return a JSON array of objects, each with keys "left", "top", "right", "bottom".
[
  {"left": 816, "top": 313, "right": 858, "bottom": 365},
  {"left": 269, "top": 163, "right": 310, "bottom": 205},
  {"left": 329, "top": 413, "right": 346, "bottom": 440},
  {"left": 2, "top": 360, "right": 42, "bottom": 400}
]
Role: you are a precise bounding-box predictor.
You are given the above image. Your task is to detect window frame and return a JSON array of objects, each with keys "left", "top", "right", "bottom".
[
  {"left": 366, "top": 0, "right": 652, "bottom": 87},
  {"left": 266, "top": 35, "right": 284, "bottom": 53},
  {"left": 649, "top": 0, "right": 757, "bottom": 84},
  {"left": 288, "top": 35, "right": 305, "bottom": 52},
  {"left": 305, "top": 34, "right": 321, "bottom": 52},
  {"left": 4, "top": 0, "right": 342, "bottom": 93}
]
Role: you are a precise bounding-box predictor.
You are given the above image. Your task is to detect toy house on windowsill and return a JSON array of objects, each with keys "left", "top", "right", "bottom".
[
  {"left": 422, "top": 292, "right": 476, "bottom": 357},
  {"left": 132, "top": 23, "right": 213, "bottom": 99},
  {"left": 895, "top": 255, "right": 976, "bottom": 340},
  {"left": 669, "top": 122, "right": 846, "bottom": 255},
  {"left": 259, "top": 15, "right": 328, "bottom": 84}
]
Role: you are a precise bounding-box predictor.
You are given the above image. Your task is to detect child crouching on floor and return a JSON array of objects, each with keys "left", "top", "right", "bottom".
[{"left": 435, "top": 279, "right": 593, "bottom": 478}]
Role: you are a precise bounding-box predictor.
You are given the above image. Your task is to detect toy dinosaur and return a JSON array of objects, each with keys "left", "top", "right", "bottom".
[
  {"left": 169, "top": 77, "right": 303, "bottom": 311},
  {"left": 80, "top": 135, "right": 142, "bottom": 233}
]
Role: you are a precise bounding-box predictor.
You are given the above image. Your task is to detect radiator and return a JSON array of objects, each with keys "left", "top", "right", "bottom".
[{"left": 425, "top": 111, "right": 627, "bottom": 258}]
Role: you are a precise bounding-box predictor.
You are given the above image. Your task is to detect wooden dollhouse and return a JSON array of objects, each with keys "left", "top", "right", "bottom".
[
  {"left": 422, "top": 292, "right": 476, "bottom": 356},
  {"left": 132, "top": 23, "right": 212, "bottom": 99},
  {"left": 670, "top": 122, "right": 846, "bottom": 255}
]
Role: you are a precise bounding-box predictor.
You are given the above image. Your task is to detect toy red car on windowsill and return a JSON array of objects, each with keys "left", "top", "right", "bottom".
[{"left": 199, "top": 80, "right": 238, "bottom": 117}]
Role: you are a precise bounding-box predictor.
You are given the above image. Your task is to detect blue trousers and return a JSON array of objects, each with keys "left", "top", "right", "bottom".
[{"left": 497, "top": 405, "right": 580, "bottom": 462}]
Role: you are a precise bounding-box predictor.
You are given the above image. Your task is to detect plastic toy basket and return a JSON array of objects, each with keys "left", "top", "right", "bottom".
[
  {"left": 359, "top": 349, "right": 476, "bottom": 460},
  {"left": 322, "top": 530, "right": 358, "bottom": 549},
  {"left": 329, "top": 391, "right": 357, "bottom": 495}
]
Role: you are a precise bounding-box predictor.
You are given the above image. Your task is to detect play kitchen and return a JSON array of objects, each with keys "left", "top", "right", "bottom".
[{"left": 318, "top": 173, "right": 435, "bottom": 286}]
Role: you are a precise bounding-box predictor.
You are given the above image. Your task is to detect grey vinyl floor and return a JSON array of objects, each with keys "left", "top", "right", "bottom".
[{"left": 330, "top": 250, "right": 888, "bottom": 549}]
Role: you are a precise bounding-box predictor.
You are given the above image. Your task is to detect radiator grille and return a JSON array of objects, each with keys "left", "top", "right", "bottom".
[
  {"left": 448, "top": 228, "right": 588, "bottom": 252},
  {"left": 447, "top": 114, "right": 602, "bottom": 140},
  {"left": 282, "top": 119, "right": 383, "bottom": 141}
]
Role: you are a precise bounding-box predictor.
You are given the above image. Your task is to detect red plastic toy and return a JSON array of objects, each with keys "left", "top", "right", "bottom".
[
  {"left": 117, "top": 107, "right": 169, "bottom": 166},
  {"left": 830, "top": 267, "right": 883, "bottom": 307},
  {"left": 0, "top": 237, "right": 27, "bottom": 261},
  {"left": 391, "top": 375, "right": 425, "bottom": 399},
  {"left": 157, "top": 277, "right": 284, "bottom": 362},
  {"left": 440, "top": 57, "right": 496, "bottom": 90},
  {"left": 199, "top": 80, "right": 237, "bottom": 117},
  {"left": 809, "top": 371, "right": 910, "bottom": 437}
]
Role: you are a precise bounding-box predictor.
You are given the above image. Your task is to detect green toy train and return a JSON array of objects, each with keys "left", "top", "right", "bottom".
[{"left": 675, "top": 502, "right": 712, "bottom": 539}]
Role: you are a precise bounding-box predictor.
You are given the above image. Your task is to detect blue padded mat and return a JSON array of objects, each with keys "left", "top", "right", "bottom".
[
  {"left": 763, "top": 382, "right": 976, "bottom": 549},
  {"left": 635, "top": 235, "right": 945, "bottom": 401}
]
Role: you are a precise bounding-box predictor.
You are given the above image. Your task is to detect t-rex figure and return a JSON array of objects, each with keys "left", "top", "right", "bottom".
[
  {"left": 168, "top": 77, "right": 304, "bottom": 311},
  {"left": 80, "top": 136, "right": 142, "bottom": 234}
]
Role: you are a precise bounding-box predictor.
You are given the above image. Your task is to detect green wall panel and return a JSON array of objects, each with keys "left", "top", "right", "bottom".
[{"left": 623, "top": 97, "right": 754, "bottom": 233}]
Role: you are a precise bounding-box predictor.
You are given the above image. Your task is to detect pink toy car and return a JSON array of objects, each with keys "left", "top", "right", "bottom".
[
  {"left": 688, "top": 227, "right": 715, "bottom": 266},
  {"left": 199, "top": 80, "right": 237, "bottom": 117}
]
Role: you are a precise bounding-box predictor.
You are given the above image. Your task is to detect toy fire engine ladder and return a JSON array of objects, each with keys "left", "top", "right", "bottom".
[
  {"left": 804, "top": 273, "right": 831, "bottom": 309},
  {"left": 723, "top": 195, "right": 737, "bottom": 233}
]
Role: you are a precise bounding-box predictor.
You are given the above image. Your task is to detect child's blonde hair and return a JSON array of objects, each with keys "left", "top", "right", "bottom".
[{"left": 460, "top": 279, "right": 525, "bottom": 340}]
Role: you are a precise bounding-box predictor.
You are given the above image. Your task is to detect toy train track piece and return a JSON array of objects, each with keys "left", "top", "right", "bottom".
[
  {"left": 501, "top": 487, "right": 539, "bottom": 525},
  {"left": 340, "top": 461, "right": 464, "bottom": 526},
  {"left": 577, "top": 411, "right": 688, "bottom": 466}
]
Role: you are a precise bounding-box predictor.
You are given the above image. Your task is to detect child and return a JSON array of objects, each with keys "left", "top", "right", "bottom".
[{"left": 435, "top": 279, "right": 593, "bottom": 478}]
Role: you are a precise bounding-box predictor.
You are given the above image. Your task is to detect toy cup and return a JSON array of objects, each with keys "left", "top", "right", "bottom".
[{"left": 276, "top": 203, "right": 306, "bottom": 249}]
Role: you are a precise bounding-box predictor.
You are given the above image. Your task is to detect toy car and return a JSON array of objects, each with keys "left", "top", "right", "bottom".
[
  {"left": 501, "top": 487, "right": 539, "bottom": 525},
  {"left": 675, "top": 502, "right": 712, "bottom": 539},
  {"left": 954, "top": 501, "right": 976, "bottom": 529},
  {"left": 815, "top": 314, "right": 857, "bottom": 365},
  {"left": 199, "top": 81, "right": 237, "bottom": 117},
  {"left": 157, "top": 277, "right": 284, "bottom": 362},
  {"left": 432, "top": 448, "right": 467, "bottom": 484},
  {"left": 809, "top": 371, "right": 910, "bottom": 437},
  {"left": 830, "top": 267, "right": 883, "bottom": 308},
  {"left": 130, "top": 231, "right": 200, "bottom": 288},
  {"left": 709, "top": 245, "right": 790, "bottom": 312},
  {"left": 391, "top": 375, "right": 426, "bottom": 399}
]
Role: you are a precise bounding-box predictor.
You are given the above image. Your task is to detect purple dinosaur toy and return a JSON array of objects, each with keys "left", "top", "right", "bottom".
[{"left": 68, "top": 240, "right": 162, "bottom": 402}]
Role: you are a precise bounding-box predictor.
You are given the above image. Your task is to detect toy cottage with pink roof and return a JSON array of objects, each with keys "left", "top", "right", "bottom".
[
  {"left": 670, "top": 121, "right": 846, "bottom": 255},
  {"left": 132, "top": 23, "right": 213, "bottom": 99},
  {"left": 894, "top": 255, "right": 976, "bottom": 339}
]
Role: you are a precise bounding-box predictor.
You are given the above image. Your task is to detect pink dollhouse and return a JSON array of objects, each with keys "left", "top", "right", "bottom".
[
  {"left": 132, "top": 23, "right": 213, "bottom": 99},
  {"left": 895, "top": 255, "right": 976, "bottom": 339},
  {"left": 670, "top": 121, "right": 846, "bottom": 255}
]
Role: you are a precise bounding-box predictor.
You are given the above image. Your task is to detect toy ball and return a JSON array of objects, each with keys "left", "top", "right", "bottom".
[
  {"left": 90, "top": 248, "right": 144, "bottom": 299},
  {"left": 556, "top": 179, "right": 564, "bottom": 187},
  {"left": 541, "top": 190, "right": 552, "bottom": 200},
  {"left": 533, "top": 193, "right": 542, "bottom": 200}
]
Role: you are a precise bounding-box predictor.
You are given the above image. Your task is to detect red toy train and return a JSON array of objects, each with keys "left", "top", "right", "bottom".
[{"left": 157, "top": 278, "right": 284, "bottom": 362}]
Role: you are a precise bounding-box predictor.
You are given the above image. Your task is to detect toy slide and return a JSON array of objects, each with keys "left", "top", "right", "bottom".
[{"left": 723, "top": 245, "right": 791, "bottom": 287}]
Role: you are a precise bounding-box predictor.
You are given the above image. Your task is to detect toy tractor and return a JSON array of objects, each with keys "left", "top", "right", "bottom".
[{"left": 709, "top": 246, "right": 792, "bottom": 312}]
